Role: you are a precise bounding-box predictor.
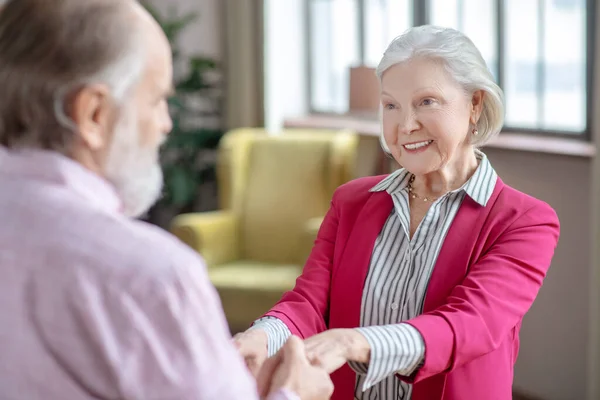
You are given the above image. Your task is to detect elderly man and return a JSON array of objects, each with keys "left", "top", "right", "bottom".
[{"left": 0, "top": 0, "right": 332, "bottom": 399}]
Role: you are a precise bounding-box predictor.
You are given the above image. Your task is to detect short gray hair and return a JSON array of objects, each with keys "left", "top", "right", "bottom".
[
  {"left": 0, "top": 0, "right": 146, "bottom": 154},
  {"left": 377, "top": 25, "right": 505, "bottom": 147}
]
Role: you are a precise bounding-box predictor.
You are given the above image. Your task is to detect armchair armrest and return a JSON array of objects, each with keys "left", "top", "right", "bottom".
[
  {"left": 297, "top": 216, "right": 324, "bottom": 264},
  {"left": 304, "top": 217, "right": 324, "bottom": 241},
  {"left": 170, "top": 211, "right": 239, "bottom": 267}
]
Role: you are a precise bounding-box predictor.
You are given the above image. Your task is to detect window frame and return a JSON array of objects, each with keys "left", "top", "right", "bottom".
[{"left": 304, "top": 0, "right": 596, "bottom": 140}]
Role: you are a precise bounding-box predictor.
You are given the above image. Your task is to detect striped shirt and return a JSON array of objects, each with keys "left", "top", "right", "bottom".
[{"left": 252, "top": 150, "right": 497, "bottom": 400}]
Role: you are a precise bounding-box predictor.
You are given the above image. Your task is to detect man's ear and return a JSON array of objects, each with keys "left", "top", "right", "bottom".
[{"left": 70, "top": 84, "right": 115, "bottom": 151}]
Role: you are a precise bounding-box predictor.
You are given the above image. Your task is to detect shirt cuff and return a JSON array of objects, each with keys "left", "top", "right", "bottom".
[
  {"left": 250, "top": 316, "right": 292, "bottom": 357},
  {"left": 354, "top": 323, "right": 425, "bottom": 391}
]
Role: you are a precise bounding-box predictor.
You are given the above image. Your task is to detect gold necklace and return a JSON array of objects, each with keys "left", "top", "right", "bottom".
[{"left": 407, "top": 175, "right": 438, "bottom": 202}]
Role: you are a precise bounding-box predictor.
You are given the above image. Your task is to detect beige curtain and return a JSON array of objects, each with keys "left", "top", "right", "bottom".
[{"left": 221, "top": 0, "right": 264, "bottom": 130}]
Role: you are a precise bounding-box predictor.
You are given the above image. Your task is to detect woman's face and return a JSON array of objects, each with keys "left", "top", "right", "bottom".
[{"left": 380, "top": 57, "right": 483, "bottom": 175}]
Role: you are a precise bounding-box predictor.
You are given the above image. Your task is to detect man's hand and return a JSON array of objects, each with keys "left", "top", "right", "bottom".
[
  {"left": 233, "top": 329, "right": 269, "bottom": 377},
  {"left": 304, "top": 329, "right": 371, "bottom": 373},
  {"left": 257, "top": 336, "right": 333, "bottom": 400}
]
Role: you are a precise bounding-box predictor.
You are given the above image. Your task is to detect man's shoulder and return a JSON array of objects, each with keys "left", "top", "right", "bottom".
[
  {"left": 64, "top": 212, "right": 206, "bottom": 289},
  {"left": 105, "top": 216, "right": 203, "bottom": 270}
]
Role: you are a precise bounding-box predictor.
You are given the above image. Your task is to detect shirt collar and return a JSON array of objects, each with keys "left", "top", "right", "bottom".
[
  {"left": 369, "top": 149, "right": 497, "bottom": 206},
  {"left": 0, "top": 146, "right": 123, "bottom": 213}
]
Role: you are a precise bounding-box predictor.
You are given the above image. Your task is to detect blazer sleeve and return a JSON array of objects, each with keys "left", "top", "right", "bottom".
[
  {"left": 261, "top": 191, "right": 340, "bottom": 339},
  {"left": 404, "top": 201, "right": 560, "bottom": 383}
]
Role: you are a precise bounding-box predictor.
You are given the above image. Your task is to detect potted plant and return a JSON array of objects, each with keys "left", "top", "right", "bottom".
[{"left": 142, "top": 3, "right": 224, "bottom": 228}]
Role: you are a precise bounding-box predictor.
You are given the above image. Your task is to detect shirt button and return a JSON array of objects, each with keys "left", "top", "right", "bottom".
[{"left": 390, "top": 303, "right": 399, "bottom": 310}]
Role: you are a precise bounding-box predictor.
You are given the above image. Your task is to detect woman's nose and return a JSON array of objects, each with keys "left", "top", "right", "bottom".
[{"left": 397, "top": 111, "right": 420, "bottom": 135}]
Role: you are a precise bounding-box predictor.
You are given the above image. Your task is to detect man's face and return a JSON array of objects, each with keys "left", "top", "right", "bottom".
[{"left": 104, "top": 30, "right": 173, "bottom": 218}]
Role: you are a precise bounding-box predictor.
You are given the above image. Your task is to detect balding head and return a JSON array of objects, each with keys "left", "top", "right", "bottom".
[
  {"left": 0, "top": 0, "right": 160, "bottom": 152},
  {"left": 0, "top": 0, "right": 174, "bottom": 217}
]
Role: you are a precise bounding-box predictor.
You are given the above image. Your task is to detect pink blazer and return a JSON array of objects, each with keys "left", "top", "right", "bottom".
[{"left": 264, "top": 175, "right": 560, "bottom": 400}]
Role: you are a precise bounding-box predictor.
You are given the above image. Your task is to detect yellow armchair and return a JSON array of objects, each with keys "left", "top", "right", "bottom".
[{"left": 170, "top": 128, "right": 359, "bottom": 331}]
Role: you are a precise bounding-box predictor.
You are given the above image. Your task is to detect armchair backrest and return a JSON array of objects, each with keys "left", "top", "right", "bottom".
[{"left": 216, "top": 128, "right": 359, "bottom": 264}]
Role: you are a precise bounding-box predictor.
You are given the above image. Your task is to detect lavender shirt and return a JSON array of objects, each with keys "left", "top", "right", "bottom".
[{"left": 0, "top": 148, "right": 296, "bottom": 400}]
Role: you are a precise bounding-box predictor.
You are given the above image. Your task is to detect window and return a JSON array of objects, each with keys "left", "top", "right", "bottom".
[
  {"left": 306, "top": 0, "right": 593, "bottom": 135},
  {"left": 363, "top": 0, "right": 412, "bottom": 66},
  {"left": 429, "top": 0, "right": 497, "bottom": 80},
  {"left": 309, "top": 0, "right": 361, "bottom": 113}
]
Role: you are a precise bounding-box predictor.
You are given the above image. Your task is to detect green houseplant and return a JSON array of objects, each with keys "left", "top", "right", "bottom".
[{"left": 142, "top": 3, "right": 223, "bottom": 226}]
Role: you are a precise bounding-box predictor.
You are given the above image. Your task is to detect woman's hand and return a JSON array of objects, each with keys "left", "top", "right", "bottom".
[
  {"left": 233, "top": 329, "right": 268, "bottom": 377},
  {"left": 257, "top": 336, "right": 334, "bottom": 400},
  {"left": 304, "top": 328, "right": 371, "bottom": 373}
]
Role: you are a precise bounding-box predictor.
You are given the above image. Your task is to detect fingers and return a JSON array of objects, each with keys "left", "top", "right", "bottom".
[
  {"left": 256, "top": 347, "right": 283, "bottom": 397},
  {"left": 282, "top": 336, "right": 307, "bottom": 363},
  {"left": 257, "top": 336, "right": 305, "bottom": 398},
  {"left": 304, "top": 342, "right": 347, "bottom": 374},
  {"left": 232, "top": 335, "right": 242, "bottom": 349},
  {"left": 232, "top": 331, "right": 268, "bottom": 379},
  {"left": 245, "top": 355, "right": 264, "bottom": 378},
  {"left": 232, "top": 333, "right": 248, "bottom": 354}
]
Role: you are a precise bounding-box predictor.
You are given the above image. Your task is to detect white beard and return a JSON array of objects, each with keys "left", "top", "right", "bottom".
[{"left": 104, "top": 105, "right": 164, "bottom": 218}]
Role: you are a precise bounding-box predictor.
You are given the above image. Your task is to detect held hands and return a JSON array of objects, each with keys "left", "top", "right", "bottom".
[
  {"left": 257, "top": 336, "right": 334, "bottom": 400},
  {"left": 233, "top": 329, "right": 269, "bottom": 377},
  {"left": 234, "top": 328, "right": 370, "bottom": 399}
]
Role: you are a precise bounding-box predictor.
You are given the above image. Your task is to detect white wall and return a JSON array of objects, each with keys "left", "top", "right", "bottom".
[
  {"left": 146, "top": 0, "right": 222, "bottom": 62},
  {"left": 485, "top": 150, "right": 592, "bottom": 400}
]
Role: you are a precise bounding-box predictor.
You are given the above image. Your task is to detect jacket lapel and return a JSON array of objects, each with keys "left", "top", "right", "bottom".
[
  {"left": 411, "top": 179, "right": 503, "bottom": 400},
  {"left": 329, "top": 190, "right": 393, "bottom": 400},
  {"left": 329, "top": 190, "right": 393, "bottom": 329}
]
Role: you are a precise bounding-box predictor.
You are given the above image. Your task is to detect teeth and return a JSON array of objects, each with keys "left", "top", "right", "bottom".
[{"left": 404, "top": 140, "right": 432, "bottom": 150}]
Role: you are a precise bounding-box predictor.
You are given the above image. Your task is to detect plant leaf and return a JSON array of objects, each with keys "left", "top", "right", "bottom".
[{"left": 163, "top": 165, "right": 197, "bottom": 207}]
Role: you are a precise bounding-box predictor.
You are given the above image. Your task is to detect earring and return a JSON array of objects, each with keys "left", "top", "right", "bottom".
[{"left": 472, "top": 127, "right": 479, "bottom": 136}]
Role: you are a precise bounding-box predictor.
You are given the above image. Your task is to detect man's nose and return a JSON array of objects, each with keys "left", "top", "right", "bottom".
[{"left": 163, "top": 114, "right": 173, "bottom": 135}]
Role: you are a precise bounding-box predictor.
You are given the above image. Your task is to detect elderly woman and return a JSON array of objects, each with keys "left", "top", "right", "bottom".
[{"left": 236, "top": 25, "right": 560, "bottom": 400}]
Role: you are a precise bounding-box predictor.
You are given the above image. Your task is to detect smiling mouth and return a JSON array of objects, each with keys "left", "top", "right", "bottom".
[{"left": 403, "top": 140, "right": 433, "bottom": 150}]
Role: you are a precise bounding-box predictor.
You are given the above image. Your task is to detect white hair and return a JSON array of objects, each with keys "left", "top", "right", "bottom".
[
  {"left": 0, "top": 0, "right": 147, "bottom": 154},
  {"left": 376, "top": 25, "right": 505, "bottom": 148},
  {"left": 54, "top": 40, "right": 146, "bottom": 135}
]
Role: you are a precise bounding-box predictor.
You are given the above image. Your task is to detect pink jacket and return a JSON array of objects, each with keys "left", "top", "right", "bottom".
[{"left": 264, "top": 175, "right": 560, "bottom": 400}]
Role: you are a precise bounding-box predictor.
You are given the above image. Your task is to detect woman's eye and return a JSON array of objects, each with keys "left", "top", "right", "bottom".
[
  {"left": 384, "top": 103, "right": 395, "bottom": 110},
  {"left": 421, "top": 98, "right": 435, "bottom": 106}
]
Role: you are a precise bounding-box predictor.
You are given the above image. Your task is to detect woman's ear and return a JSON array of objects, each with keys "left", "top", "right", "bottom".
[
  {"left": 70, "top": 83, "right": 115, "bottom": 151},
  {"left": 470, "top": 90, "right": 485, "bottom": 125}
]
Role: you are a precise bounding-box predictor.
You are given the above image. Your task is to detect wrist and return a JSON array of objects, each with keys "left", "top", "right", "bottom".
[
  {"left": 246, "top": 327, "right": 268, "bottom": 352},
  {"left": 346, "top": 329, "right": 371, "bottom": 364},
  {"left": 254, "top": 328, "right": 269, "bottom": 351}
]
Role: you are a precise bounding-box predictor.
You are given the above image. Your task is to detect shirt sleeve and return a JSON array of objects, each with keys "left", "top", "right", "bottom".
[
  {"left": 268, "top": 388, "right": 301, "bottom": 400},
  {"left": 348, "top": 323, "right": 425, "bottom": 391},
  {"left": 250, "top": 316, "right": 292, "bottom": 357},
  {"left": 31, "top": 249, "right": 265, "bottom": 400}
]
